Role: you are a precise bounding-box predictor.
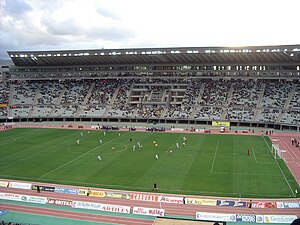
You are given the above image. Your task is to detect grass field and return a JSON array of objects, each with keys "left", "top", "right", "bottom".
[{"left": 0, "top": 128, "right": 299, "bottom": 198}]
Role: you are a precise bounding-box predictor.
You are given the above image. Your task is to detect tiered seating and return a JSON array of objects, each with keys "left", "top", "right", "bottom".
[
  {"left": 0, "top": 82, "right": 9, "bottom": 104},
  {"left": 2, "top": 78, "right": 299, "bottom": 127},
  {"left": 61, "top": 80, "right": 91, "bottom": 104},
  {"left": 230, "top": 80, "right": 260, "bottom": 107},
  {"left": 0, "top": 108, "right": 7, "bottom": 117},
  {"left": 200, "top": 79, "right": 231, "bottom": 106},
  {"left": 87, "top": 80, "right": 119, "bottom": 105},
  {"left": 10, "top": 106, "right": 31, "bottom": 118},
  {"left": 38, "top": 81, "right": 64, "bottom": 104},
  {"left": 280, "top": 110, "right": 300, "bottom": 124},
  {"left": 194, "top": 107, "right": 223, "bottom": 120},
  {"left": 107, "top": 80, "right": 135, "bottom": 117},
  {"left": 289, "top": 84, "right": 300, "bottom": 109},
  {"left": 0, "top": 81, "right": 9, "bottom": 118},
  {"left": 52, "top": 105, "right": 78, "bottom": 117},
  {"left": 136, "top": 106, "right": 164, "bottom": 118},
  {"left": 31, "top": 106, "right": 53, "bottom": 117},
  {"left": 261, "top": 80, "right": 292, "bottom": 108},
  {"left": 81, "top": 106, "right": 107, "bottom": 117},
  {"left": 257, "top": 109, "right": 281, "bottom": 123},
  {"left": 12, "top": 81, "right": 39, "bottom": 105},
  {"left": 164, "top": 105, "right": 193, "bottom": 119},
  {"left": 225, "top": 108, "right": 255, "bottom": 122}
]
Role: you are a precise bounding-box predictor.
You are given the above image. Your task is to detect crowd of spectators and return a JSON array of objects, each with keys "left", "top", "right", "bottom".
[
  {"left": 0, "top": 82, "right": 10, "bottom": 104},
  {"left": 225, "top": 108, "right": 255, "bottom": 122},
  {"left": 9, "top": 70, "right": 300, "bottom": 80},
  {"left": 164, "top": 105, "right": 193, "bottom": 119},
  {"left": 0, "top": 78, "right": 300, "bottom": 125},
  {"left": 289, "top": 84, "right": 300, "bottom": 109},
  {"left": 261, "top": 80, "right": 293, "bottom": 108},
  {"left": 194, "top": 107, "right": 223, "bottom": 120},
  {"left": 200, "top": 79, "right": 231, "bottom": 106},
  {"left": 38, "top": 81, "right": 64, "bottom": 104},
  {"left": 136, "top": 106, "right": 164, "bottom": 118},
  {"left": 12, "top": 81, "right": 39, "bottom": 105},
  {"left": 61, "top": 80, "right": 91, "bottom": 104},
  {"left": 230, "top": 80, "right": 260, "bottom": 107},
  {"left": 280, "top": 110, "right": 300, "bottom": 124},
  {"left": 257, "top": 109, "right": 281, "bottom": 123}
]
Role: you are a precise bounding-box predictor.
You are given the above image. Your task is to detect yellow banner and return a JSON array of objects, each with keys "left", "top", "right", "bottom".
[
  {"left": 0, "top": 181, "right": 8, "bottom": 187},
  {"left": 89, "top": 190, "right": 106, "bottom": 197},
  {"left": 185, "top": 198, "right": 216, "bottom": 206},
  {"left": 212, "top": 121, "right": 230, "bottom": 127}
]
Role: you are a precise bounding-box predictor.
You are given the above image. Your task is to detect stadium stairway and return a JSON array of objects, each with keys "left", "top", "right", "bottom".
[
  {"left": 283, "top": 84, "right": 297, "bottom": 110},
  {"left": 83, "top": 83, "right": 95, "bottom": 105},
  {"left": 256, "top": 83, "right": 266, "bottom": 108},
  {"left": 55, "top": 87, "right": 67, "bottom": 105},
  {"left": 196, "top": 83, "right": 205, "bottom": 104},
  {"left": 110, "top": 87, "right": 120, "bottom": 104}
]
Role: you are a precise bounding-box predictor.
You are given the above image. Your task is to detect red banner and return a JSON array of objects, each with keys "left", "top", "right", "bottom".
[{"left": 249, "top": 201, "right": 277, "bottom": 208}]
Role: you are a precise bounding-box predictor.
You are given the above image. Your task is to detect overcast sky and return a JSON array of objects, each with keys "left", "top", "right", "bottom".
[{"left": 0, "top": 0, "right": 299, "bottom": 59}]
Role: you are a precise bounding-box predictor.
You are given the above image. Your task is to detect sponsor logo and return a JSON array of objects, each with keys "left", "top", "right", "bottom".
[
  {"left": 130, "top": 194, "right": 159, "bottom": 202},
  {"left": 89, "top": 190, "right": 105, "bottom": 197},
  {"left": 251, "top": 201, "right": 277, "bottom": 208},
  {"left": 133, "top": 207, "right": 165, "bottom": 217},
  {"left": 196, "top": 212, "right": 236, "bottom": 222},
  {"left": 158, "top": 196, "right": 184, "bottom": 204},
  {"left": 236, "top": 214, "right": 256, "bottom": 223},
  {"left": 73, "top": 201, "right": 130, "bottom": 214},
  {"left": 217, "top": 200, "right": 246, "bottom": 207},
  {"left": 185, "top": 198, "right": 217, "bottom": 206},
  {"left": 9, "top": 182, "right": 32, "bottom": 190},
  {"left": 54, "top": 187, "right": 78, "bottom": 195},
  {"left": 264, "top": 215, "right": 297, "bottom": 223},
  {"left": 105, "top": 192, "right": 128, "bottom": 199},
  {"left": 282, "top": 202, "right": 300, "bottom": 208},
  {"left": 0, "top": 181, "right": 8, "bottom": 187},
  {"left": 47, "top": 198, "right": 73, "bottom": 206}
]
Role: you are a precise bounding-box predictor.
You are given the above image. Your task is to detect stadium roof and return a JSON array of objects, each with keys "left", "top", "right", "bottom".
[{"left": 7, "top": 45, "right": 300, "bottom": 67}]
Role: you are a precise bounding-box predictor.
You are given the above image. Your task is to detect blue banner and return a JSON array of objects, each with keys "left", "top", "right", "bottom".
[
  {"left": 54, "top": 187, "right": 78, "bottom": 195},
  {"left": 236, "top": 214, "right": 257, "bottom": 223},
  {"left": 0, "top": 210, "right": 8, "bottom": 216},
  {"left": 282, "top": 202, "right": 300, "bottom": 208},
  {"left": 217, "top": 200, "right": 246, "bottom": 207}
]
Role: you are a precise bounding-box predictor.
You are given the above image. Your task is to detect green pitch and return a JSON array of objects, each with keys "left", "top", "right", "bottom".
[{"left": 0, "top": 128, "right": 298, "bottom": 198}]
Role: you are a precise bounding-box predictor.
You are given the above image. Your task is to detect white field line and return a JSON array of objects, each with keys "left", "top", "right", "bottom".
[
  {"left": 40, "top": 133, "right": 128, "bottom": 178},
  {"left": 279, "top": 137, "right": 300, "bottom": 160},
  {"left": 212, "top": 171, "right": 282, "bottom": 177},
  {"left": 210, "top": 141, "right": 219, "bottom": 173},
  {"left": 252, "top": 149, "right": 258, "bottom": 163},
  {"left": 262, "top": 136, "right": 295, "bottom": 197}
]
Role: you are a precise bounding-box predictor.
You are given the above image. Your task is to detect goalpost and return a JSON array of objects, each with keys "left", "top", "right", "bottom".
[{"left": 271, "top": 144, "right": 285, "bottom": 160}]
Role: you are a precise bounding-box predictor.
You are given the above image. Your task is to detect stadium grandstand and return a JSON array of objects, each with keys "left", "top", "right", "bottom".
[{"left": 1, "top": 44, "right": 300, "bottom": 131}]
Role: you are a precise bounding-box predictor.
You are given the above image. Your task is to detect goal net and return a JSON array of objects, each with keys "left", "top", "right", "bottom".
[{"left": 271, "top": 144, "right": 283, "bottom": 159}]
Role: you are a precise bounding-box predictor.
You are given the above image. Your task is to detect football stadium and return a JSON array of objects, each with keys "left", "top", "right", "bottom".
[{"left": 0, "top": 45, "right": 300, "bottom": 224}]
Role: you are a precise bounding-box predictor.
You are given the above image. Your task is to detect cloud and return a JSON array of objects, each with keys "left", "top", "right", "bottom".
[
  {"left": 1, "top": 0, "right": 300, "bottom": 59},
  {"left": 3, "top": 0, "right": 32, "bottom": 15}
]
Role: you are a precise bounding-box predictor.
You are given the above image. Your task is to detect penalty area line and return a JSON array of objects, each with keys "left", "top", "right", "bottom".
[{"left": 262, "top": 136, "right": 295, "bottom": 197}]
